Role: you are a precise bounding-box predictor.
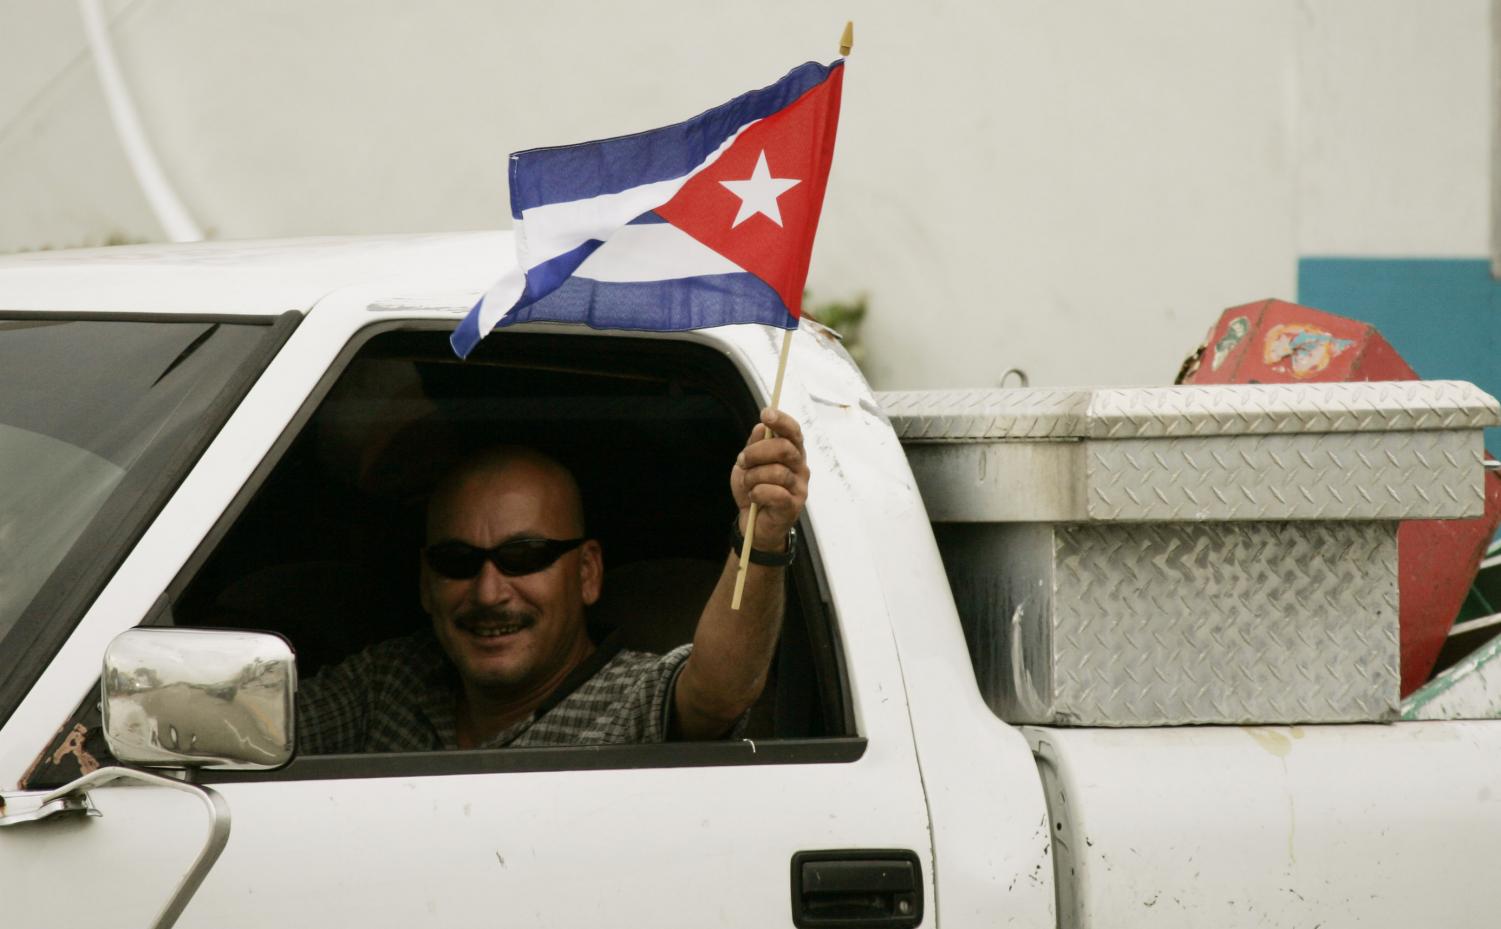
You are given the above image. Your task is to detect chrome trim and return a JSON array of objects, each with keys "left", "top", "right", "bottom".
[{"left": 0, "top": 765, "right": 230, "bottom": 929}]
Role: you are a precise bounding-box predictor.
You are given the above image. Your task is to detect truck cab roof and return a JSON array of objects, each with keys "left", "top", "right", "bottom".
[{"left": 0, "top": 232, "right": 514, "bottom": 316}]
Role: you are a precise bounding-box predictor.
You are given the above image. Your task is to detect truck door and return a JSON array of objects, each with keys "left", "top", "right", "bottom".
[{"left": 0, "top": 317, "right": 934, "bottom": 928}]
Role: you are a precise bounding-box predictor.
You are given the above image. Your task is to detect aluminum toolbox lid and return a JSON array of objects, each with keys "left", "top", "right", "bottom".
[{"left": 878, "top": 381, "right": 1500, "bottom": 442}]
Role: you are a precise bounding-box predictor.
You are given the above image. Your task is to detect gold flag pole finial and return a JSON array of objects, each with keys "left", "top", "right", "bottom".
[{"left": 840, "top": 21, "right": 854, "bottom": 55}]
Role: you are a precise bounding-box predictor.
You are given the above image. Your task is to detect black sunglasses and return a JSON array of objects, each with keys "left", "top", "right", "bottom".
[{"left": 424, "top": 537, "right": 587, "bottom": 580}]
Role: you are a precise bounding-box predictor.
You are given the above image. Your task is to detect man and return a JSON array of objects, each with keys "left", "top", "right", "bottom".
[{"left": 299, "top": 407, "right": 809, "bottom": 752}]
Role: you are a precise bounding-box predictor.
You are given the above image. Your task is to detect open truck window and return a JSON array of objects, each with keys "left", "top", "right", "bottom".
[{"left": 23, "top": 325, "right": 851, "bottom": 787}]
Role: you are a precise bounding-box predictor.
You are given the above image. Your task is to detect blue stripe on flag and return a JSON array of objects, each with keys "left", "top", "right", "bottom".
[
  {"left": 518, "top": 240, "right": 603, "bottom": 304},
  {"left": 497, "top": 273, "right": 797, "bottom": 332},
  {"left": 450, "top": 299, "right": 488, "bottom": 358},
  {"left": 509, "top": 61, "right": 839, "bottom": 217}
]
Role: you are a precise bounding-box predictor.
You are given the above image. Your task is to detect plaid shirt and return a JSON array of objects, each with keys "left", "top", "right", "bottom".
[{"left": 297, "top": 630, "right": 691, "bottom": 753}]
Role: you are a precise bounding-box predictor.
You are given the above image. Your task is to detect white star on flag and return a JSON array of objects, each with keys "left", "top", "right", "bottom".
[{"left": 720, "top": 150, "right": 801, "bottom": 228}]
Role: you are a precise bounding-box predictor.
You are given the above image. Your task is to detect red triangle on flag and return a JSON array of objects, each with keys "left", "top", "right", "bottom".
[{"left": 656, "top": 67, "right": 843, "bottom": 319}]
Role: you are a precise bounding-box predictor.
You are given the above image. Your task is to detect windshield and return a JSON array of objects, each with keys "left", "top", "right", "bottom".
[{"left": 0, "top": 318, "right": 276, "bottom": 644}]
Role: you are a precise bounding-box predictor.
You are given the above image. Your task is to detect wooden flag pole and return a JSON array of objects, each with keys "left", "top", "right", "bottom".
[
  {"left": 731, "top": 327, "right": 795, "bottom": 610},
  {"left": 731, "top": 22, "right": 851, "bottom": 611}
]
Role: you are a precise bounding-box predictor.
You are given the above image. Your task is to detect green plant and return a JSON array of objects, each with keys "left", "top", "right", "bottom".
[{"left": 805, "top": 292, "right": 869, "bottom": 367}]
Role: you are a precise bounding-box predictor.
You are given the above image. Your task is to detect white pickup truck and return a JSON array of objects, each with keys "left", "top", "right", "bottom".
[{"left": 2, "top": 233, "right": 1499, "bottom": 929}]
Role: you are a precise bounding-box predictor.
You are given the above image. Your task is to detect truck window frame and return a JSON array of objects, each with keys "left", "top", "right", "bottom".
[{"left": 167, "top": 319, "right": 860, "bottom": 782}]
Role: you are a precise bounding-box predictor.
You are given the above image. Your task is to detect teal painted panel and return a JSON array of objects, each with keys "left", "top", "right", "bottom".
[{"left": 1298, "top": 258, "right": 1500, "bottom": 449}]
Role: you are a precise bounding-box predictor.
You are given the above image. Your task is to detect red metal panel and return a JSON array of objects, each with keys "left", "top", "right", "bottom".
[{"left": 1185, "top": 300, "right": 1500, "bottom": 695}]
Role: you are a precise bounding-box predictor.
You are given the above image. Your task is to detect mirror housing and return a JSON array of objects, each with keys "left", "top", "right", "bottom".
[{"left": 102, "top": 627, "right": 296, "bottom": 770}]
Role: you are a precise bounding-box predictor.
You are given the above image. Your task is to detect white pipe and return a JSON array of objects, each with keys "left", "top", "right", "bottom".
[
  {"left": 1450, "top": 612, "right": 1501, "bottom": 638},
  {"left": 77, "top": 0, "right": 203, "bottom": 243}
]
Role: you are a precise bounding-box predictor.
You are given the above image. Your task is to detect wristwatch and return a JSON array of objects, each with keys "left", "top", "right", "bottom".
[{"left": 729, "top": 517, "right": 798, "bottom": 567}]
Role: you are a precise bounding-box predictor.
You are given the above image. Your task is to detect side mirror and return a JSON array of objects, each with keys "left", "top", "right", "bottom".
[{"left": 102, "top": 627, "right": 296, "bottom": 770}]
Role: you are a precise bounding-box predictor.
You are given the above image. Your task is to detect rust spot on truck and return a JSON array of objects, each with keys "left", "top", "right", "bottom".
[
  {"left": 50, "top": 724, "right": 100, "bottom": 775},
  {"left": 19, "top": 720, "right": 71, "bottom": 789}
]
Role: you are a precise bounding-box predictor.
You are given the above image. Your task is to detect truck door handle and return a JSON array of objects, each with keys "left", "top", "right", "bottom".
[{"left": 791, "top": 850, "right": 923, "bottom": 928}]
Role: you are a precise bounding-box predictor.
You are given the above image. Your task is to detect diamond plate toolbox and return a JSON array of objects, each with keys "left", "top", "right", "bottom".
[
  {"left": 882, "top": 382, "right": 1500, "bottom": 726},
  {"left": 936, "top": 522, "right": 1399, "bottom": 725},
  {"left": 881, "top": 381, "right": 1499, "bottom": 522}
]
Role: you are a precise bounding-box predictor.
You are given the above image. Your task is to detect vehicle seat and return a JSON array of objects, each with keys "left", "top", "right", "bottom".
[
  {"left": 591, "top": 557, "right": 720, "bottom": 652},
  {"left": 210, "top": 560, "right": 415, "bottom": 675},
  {"left": 590, "top": 557, "right": 779, "bottom": 738}
]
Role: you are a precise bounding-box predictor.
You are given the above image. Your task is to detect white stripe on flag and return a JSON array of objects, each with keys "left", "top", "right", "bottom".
[
  {"left": 477, "top": 266, "right": 526, "bottom": 332},
  {"left": 513, "top": 119, "right": 760, "bottom": 272},
  {"left": 572, "top": 223, "right": 743, "bottom": 282}
]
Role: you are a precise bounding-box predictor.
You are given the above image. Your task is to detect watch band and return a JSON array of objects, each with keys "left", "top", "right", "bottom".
[{"left": 729, "top": 518, "right": 798, "bottom": 567}]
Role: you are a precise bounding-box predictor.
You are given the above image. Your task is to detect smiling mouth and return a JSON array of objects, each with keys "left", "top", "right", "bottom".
[{"left": 456, "top": 614, "right": 534, "bottom": 639}]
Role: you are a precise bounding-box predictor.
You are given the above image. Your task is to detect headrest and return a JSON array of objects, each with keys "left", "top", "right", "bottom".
[{"left": 590, "top": 557, "right": 722, "bottom": 653}]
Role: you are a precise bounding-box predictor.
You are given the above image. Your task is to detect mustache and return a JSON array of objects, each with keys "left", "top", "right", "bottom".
[{"left": 454, "top": 607, "right": 536, "bottom": 627}]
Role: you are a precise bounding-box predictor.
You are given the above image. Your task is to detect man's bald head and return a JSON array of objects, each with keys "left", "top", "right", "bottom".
[
  {"left": 426, "top": 446, "right": 587, "bottom": 543},
  {"left": 419, "top": 445, "right": 602, "bottom": 709}
]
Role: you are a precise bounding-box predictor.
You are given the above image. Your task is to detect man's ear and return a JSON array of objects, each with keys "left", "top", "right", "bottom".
[{"left": 579, "top": 539, "right": 603, "bottom": 607}]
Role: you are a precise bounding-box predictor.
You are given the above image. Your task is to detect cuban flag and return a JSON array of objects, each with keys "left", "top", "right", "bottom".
[{"left": 451, "top": 59, "right": 845, "bottom": 358}]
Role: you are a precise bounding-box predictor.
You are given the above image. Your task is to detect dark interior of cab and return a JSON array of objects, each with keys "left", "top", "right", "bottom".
[{"left": 170, "top": 327, "right": 846, "bottom": 745}]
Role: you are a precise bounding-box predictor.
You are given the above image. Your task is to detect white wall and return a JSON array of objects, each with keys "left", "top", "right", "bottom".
[
  {"left": 0, "top": 0, "right": 155, "bottom": 252},
  {"left": 0, "top": 0, "right": 1490, "bottom": 388},
  {"left": 1296, "top": 0, "right": 1491, "bottom": 257}
]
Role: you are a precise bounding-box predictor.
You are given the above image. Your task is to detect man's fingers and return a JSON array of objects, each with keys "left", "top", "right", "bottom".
[
  {"left": 736, "top": 437, "right": 803, "bottom": 472},
  {"left": 758, "top": 408, "right": 804, "bottom": 446},
  {"left": 745, "top": 465, "right": 808, "bottom": 508},
  {"left": 742, "top": 409, "right": 805, "bottom": 448},
  {"left": 732, "top": 409, "right": 809, "bottom": 523},
  {"left": 748, "top": 482, "right": 800, "bottom": 512},
  {"left": 740, "top": 463, "right": 799, "bottom": 491}
]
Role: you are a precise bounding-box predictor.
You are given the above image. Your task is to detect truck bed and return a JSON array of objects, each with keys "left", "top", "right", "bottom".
[{"left": 1026, "top": 721, "right": 1501, "bottom": 928}]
